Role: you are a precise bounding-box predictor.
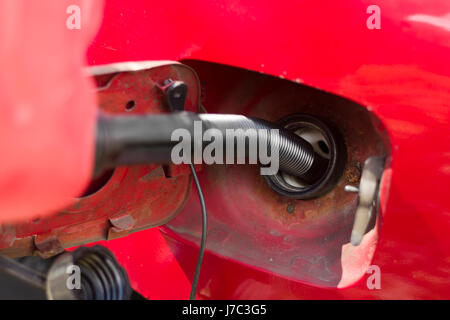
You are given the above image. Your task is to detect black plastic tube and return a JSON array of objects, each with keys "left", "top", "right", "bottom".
[{"left": 95, "top": 111, "right": 328, "bottom": 184}]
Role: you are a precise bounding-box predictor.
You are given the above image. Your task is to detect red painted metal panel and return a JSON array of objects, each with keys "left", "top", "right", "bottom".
[
  {"left": 0, "top": 0, "right": 448, "bottom": 300},
  {"left": 86, "top": 0, "right": 450, "bottom": 299}
]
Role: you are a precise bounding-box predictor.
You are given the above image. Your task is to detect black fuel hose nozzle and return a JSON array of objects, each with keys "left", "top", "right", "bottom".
[{"left": 94, "top": 111, "right": 329, "bottom": 186}]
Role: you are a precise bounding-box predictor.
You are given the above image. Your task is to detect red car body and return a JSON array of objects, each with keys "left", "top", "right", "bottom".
[
  {"left": 2, "top": 0, "right": 450, "bottom": 299},
  {"left": 89, "top": 0, "right": 450, "bottom": 299}
]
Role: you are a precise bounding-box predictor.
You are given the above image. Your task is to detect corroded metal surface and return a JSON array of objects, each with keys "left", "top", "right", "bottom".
[
  {"left": 0, "top": 62, "right": 200, "bottom": 258},
  {"left": 164, "top": 60, "right": 389, "bottom": 287}
]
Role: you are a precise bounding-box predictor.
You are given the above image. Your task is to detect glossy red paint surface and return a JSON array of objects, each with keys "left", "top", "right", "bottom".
[{"left": 85, "top": 0, "right": 450, "bottom": 299}]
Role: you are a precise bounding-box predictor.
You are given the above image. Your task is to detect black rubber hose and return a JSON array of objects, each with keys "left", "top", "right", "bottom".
[
  {"left": 198, "top": 113, "right": 328, "bottom": 183},
  {"left": 95, "top": 111, "right": 328, "bottom": 184}
]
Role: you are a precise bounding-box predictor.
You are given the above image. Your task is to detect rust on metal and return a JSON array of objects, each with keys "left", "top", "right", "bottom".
[
  {"left": 0, "top": 62, "right": 201, "bottom": 257},
  {"left": 164, "top": 60, "right": 390, "bottom": 287},
  {"left": 34, "top": 233, "right": 64, "bottom": 258},
  {"left": 107, "top": 214, "right": 136, "bottom": 240}
]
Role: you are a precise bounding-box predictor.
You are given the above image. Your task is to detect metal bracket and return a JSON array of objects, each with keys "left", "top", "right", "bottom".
[{"left": 345, "top": 156, "right": 385, "bottom": 246}]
